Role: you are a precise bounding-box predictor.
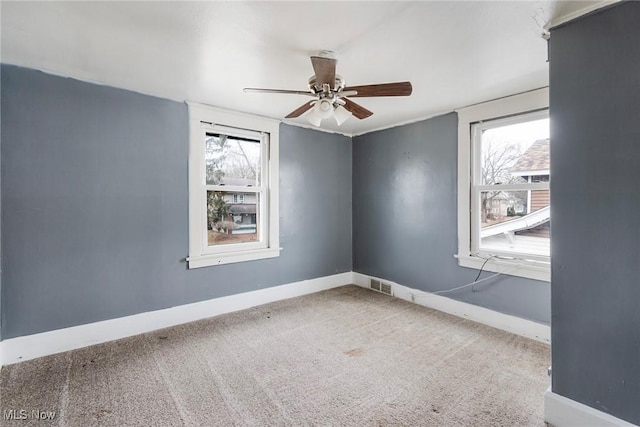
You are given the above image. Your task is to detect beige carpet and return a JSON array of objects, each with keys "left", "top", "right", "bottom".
[{"left": 1, "top": 285, "right": 550, "bottom": 426}]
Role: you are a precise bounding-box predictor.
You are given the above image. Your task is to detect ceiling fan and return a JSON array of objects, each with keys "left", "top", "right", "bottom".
[{"left": 243, "top": 50, "right": 412, "bottom": 127}]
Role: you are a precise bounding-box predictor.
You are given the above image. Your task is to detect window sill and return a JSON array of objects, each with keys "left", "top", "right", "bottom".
[
  {"left": 456, "top": 254, "right": 550, "bottom": 282},
  {"left": 188, "top": 247, "right": 280, "bottom": 269}
]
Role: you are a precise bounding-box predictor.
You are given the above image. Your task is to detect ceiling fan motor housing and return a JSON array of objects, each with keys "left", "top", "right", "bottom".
[{"left": 308, "top": 75, "right": 345, "bottom": 94}]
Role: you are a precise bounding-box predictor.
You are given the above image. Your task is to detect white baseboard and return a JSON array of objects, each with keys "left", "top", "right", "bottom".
[
  {"left": 0, "top": 271, "right": 550, "bottom": 367},
  {"left": 544, "top": 388, "right": 638, "bottom": 427},
  {"left": 0, "top": 272, "right": 354, "bottom": 367},
  {"left": 352, "top": 272, "right": 550, "bottom": 344}
]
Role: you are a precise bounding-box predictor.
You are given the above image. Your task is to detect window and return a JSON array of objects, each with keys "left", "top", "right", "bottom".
[
  {"left": 457, "top": 88, "right": 550, "bottom": 281},
  {"left": 187, "top": 102, "right": 279, "bottom": 268},
  {"left": 472, "top": 111, "right": 550, "bottom": 260}
]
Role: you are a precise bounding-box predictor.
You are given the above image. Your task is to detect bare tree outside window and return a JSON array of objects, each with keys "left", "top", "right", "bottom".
[
  {"left": 480, "top": 136, "right": 527, "bottom": 224},
  {"left": 205, "top": 134, "right": 260, "bottom": 185}
]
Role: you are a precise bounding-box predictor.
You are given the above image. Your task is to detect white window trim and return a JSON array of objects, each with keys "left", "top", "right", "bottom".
[
  {"left": 186, "top": 102, "right": 280, "bottom": 268},
  {"left": 456, "top": 88, "right": 550, "bottom": 282},
  {"left": 470, "top": 109, "right": 550, "bottom": 262}
]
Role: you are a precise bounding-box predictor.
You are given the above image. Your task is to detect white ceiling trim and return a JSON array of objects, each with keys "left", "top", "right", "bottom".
[
  {"left": 546, "top": 0, "right": 620, "bottom": 29},
  {"left": 281, "top": 119, "right": 352, "bottom": 138},
  {"left": 350, "top": 109, "right": 456, "bottom": 138}
]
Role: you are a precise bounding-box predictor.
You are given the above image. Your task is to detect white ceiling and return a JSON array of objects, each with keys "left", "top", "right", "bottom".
[{"left": 1, "top": 1, "right": 608, "bottom": 136}]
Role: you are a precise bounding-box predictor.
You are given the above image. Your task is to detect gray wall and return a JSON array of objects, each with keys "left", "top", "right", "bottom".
[
  {"left": 352, "top": 113, "right": 551, "bottom": 324},
  {"left": 0, "top": 64, "right": 552, "bottom": 341},
  {"left": 1, "top": 65, "right": 352, "bottom": 339},
  {"left": 549, "top": 3, "right": 640, "bottom": 424},
  {"left": 0, "top": 65, "right": 2, "bottom": 342}
]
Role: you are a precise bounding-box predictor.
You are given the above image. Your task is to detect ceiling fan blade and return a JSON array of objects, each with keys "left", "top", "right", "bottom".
[
  {"left": 285, "top": 101, "right": 315, "bottom": 118},
  {"left": 343, "top": 98, "right": 373, "bottom": 119},
  {"left": 244, "top": 88, "right": 315, "bottom": 97},
  {"left": 310, "top": 56, "right": 337, "bottom": 89},
  {"left": 342, "top": 82, "right": 413, "bottom": 97}
]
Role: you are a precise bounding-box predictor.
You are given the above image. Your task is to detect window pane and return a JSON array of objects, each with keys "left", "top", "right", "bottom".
[
  {"left": 481, "top": 118, "right": 549, "bottom": 185},
  {"left": 479, "top": 190, "right": 550, "bottom": 257},
  {"left": 205, "top": 133, "right": 261, "bottom": 186},
  {"left": 207, "top": 190, "right": 259, "bottom": 246}
]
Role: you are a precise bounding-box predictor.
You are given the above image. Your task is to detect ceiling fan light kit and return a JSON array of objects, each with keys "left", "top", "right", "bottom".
[
  {"left": 304, "top": 97, "right": 351, "bottom": 127},
  {"left": 313, "top": 98, "right": 334, "bottom": 119},
  {"left": 244, "top": 50, "right": 413, "bottom": 128},
  {"left": 305, "top": 107, "right": 323, "bottom": 127},
  {"left": 333, "top": 105, "right": 351, "bottom": 126}
]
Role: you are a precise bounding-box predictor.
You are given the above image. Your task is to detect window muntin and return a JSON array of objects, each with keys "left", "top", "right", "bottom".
[
  {"left": 471, "top": 111, "right": 550, "bottom": 261},
  {"left": 187, "top": 102, "right": 279, "bottom": 268}
]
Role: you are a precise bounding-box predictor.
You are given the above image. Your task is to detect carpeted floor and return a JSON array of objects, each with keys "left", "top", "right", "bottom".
[{"left": 1, "top": 285, "right": 550, "bottom": 426}]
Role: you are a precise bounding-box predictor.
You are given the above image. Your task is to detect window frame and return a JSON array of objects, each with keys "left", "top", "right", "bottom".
[
  {"left": 470, "top": 110, "right": 550, "bottom": 261},
  {"left": 186, "top": 102, "right": 280, "bottom": 268},
  {"left": 201, "top": 124, "right": 266, "bottom": 254},
  {"left": 456, "top": 88, "right": 550, "bottom": 281}
]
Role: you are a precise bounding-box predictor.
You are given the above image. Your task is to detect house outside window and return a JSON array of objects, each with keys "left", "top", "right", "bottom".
[
  {"left": 457, "top": 88, "right": 550, "bottom": 281},
  {"left": 187, "top": 102, "right": 279, "bottom": 268}
]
